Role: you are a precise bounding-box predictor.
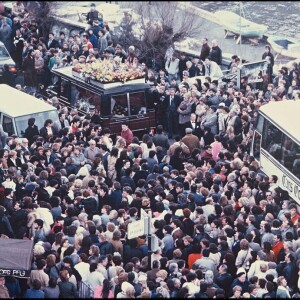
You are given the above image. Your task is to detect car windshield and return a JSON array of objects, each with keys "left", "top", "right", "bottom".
[
  {"left": 0, "top": 45, "right": 10, "bottom": 59},
  {"left": 15, "top": 110, "right": 59, "bottom": 137}
]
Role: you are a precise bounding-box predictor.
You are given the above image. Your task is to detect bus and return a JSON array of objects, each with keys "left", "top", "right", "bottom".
[{"left": 251, "top": 100, "right": 300, "bottom": 204}]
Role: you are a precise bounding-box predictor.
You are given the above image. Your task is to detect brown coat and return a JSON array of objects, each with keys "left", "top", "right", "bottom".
[
  {"left": 181, "top": 134, "right": 200, "bottom": 153},
  {"left": 111, "top": 240, "right": 123, "bottom": 256},
  {"left": 167, "top": 141, "right": 190, "bottom": 156}
]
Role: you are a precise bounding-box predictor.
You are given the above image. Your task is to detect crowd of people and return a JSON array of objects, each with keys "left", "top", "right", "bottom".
[{"left": 1, "top": 1, "right": 300, "bottom": 299}]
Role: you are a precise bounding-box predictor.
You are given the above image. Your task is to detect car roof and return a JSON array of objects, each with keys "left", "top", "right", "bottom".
[{"left": 0, "top": 84, "right": 57, "bottom": 117}]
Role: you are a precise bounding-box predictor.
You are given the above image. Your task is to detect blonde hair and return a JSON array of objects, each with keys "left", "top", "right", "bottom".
[{"left": 74, "top": 178, "right": 82, "bottom": 188}]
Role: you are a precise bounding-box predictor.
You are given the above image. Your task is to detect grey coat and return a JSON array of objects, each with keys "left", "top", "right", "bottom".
[
  {"left": 201, "top": 112, "right": 218, "bottom": 135},
  {"left": 177, "top": 101, "right": 192, "bottom": 124}
]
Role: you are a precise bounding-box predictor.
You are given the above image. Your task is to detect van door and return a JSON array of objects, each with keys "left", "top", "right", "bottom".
[{"left": 2, "top": 115, "right": 15, "bottom": 136}]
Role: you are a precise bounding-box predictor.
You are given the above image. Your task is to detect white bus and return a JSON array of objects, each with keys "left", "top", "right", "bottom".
[{"left": 251, "top": 100, "right": 300, "bottom": 204}]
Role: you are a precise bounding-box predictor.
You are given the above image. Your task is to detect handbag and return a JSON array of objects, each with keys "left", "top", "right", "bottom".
[{"left": 240, "top": 249, "right": 250, "bottom": 268}]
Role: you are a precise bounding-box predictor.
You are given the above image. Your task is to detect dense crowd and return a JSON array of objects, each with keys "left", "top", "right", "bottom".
[{"left": 1, "top": 1, "right": 300, "bottom": 299}]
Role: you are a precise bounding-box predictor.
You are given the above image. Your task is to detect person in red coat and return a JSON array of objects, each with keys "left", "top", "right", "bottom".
[
  {"left": 273, "top": 234, "right": 284, "bottom": 263},
  {"left": 121, "top": 122, "right": 133, "bottom": 146}
]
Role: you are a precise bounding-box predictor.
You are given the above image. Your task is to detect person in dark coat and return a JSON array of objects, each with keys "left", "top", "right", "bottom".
[
  {"left": 120, "top": 168, "right": 136, "bottom": 191},
  {"left": 169, "top": 147, "right": 184, "bottom": 171},
  {"left": 164, "top": 87, "right": 182, "bottom": 139},
  {"left": 276, "top": 252, "right": 297, "bottom": 293},
  {"left": 153, "top": 125, "right": 170, "bottom": 153},
  {"left": 0, "top": 205, "right": 14, "bottom": 238},
  {"left": 46, "top": 32, "right": 59, "bottom": 50},
  {"left": 58, "top": 269, "right": 77, "bottom": 298},
  {"left": 230, "top": 269, "right": 249, "bottom": 296},
  {"left": 39, "top": 119, "right": 57, "bottom": 141},
  {"left": 123, "top": 238, "right": 143, "bottom": 265},
  {"left": 209, "top": 39, "right": 222, "bottom": 65},
  {"left": 181, "top": 209, "right": 195, "bottom": 237},
  {"left": 13, "top": 28, "right": 24, "bottom": 70},
  {"left": 262, "top": 45, "right": 274, "bottom": 75},
  {"left": 96, "top": 233, "right": 115, "bottom": 256},
  {"left": 10, "top": 201, "right": 28, "bottom": 239},
  {"left": 200, "top": 38, "right": 211, "bottom": 61},
  {"left": 178, "top": 52, "right": 188, "bottom": 81},
  {"left": 2, "top": 64, "right": 16, "bottom": 87},
  {"left": 109, "top": 181, "right": 122, "bottom": 211},
  {"left": 215, "top": 264, "right": 233, "bottom": 297},
  {"left": 22, "top": 49, "right": 36, "bottom": 90}
]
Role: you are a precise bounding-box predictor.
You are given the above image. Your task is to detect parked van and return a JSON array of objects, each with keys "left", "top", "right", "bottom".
[{"left": 0, "top": 84, "right": 59, "bottom": 137}]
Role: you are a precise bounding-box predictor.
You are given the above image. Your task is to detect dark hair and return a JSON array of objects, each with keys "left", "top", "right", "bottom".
[
  {"left": 48, "top": 277, "right": 57, "bottom": 288},
  {"left": 32, "top": 279, "right": 42, "bottom": 290}
]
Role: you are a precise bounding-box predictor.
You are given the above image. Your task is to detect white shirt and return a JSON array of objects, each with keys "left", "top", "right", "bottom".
[
  {"left": 182, "top": 281, "right": 200, "bottom": 295},
  {"left": 35, "top": 207, "right": 54, "bottom": 236},
  {"left": 74, "top": 262, "right": 90, "bottom": 283},
  {"left": 86, "top": 271, "right": 104, "bottom": 290}
]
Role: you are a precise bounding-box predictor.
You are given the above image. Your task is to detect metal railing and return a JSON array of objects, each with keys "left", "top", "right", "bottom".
[{"left": 78, "top": 281, "right": 94, "bottom": 299}]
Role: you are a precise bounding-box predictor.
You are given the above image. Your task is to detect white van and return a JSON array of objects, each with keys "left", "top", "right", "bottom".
[{"left": 0, "top": 84, "right": 59, "bottom": 137}]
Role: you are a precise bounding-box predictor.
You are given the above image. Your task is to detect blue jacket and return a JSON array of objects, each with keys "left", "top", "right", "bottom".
[{"left": 25, "top": 289, "right": 45, "bottom": 298}]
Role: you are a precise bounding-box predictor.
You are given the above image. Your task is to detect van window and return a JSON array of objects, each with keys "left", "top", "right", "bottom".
[
  {"left": 2, "top": 115, "right": 14, "bottom": 136},
  {"left": 15, "top": 110, "right": 59, "bottom": 137}
]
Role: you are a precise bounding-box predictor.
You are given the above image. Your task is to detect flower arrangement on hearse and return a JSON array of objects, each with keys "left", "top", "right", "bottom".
[{"left": 72, "top": 57, "right": 144, "bottom": 83}]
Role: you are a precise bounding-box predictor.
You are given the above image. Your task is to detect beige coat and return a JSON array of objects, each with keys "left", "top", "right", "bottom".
[{"left": 107, "top": 156, "right": 117, "bottom": 181}]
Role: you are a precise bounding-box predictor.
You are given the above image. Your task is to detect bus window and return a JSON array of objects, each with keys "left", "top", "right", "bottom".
[
  {"left": 292, "top": 150, "right": 300, "bottom": 179},
  {"left": 253, "top": 131, "right": 262, "bottom": 161},
  {"left": 262, "top": 119, "right": 283, "bottom": 161},
  {"left": 282, "top": 135, "right": 300, "bottom": 179},
  {"left": 255, "top": 114, "right": 264, "bottom": 133}
]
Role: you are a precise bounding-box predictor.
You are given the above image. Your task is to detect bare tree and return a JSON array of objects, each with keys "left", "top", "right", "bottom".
[
  {"left": 24, "top": 2, "right": 58, "bottom": 37},
  {"left": 122, "top": 2, "right": 202, "bottom": 70}
]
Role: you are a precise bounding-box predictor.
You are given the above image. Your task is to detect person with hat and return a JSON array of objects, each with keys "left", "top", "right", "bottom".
[
  {"left": 87, "top": 105, "right": 101, "bottom": 125},
  {"left": 230, "top": 267, "right": 249, "bottom": 296},
  {"left": 80, "top": 43, "right": 90, "bottom": 58}
]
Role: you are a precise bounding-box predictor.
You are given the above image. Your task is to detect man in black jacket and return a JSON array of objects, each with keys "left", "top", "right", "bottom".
[
  {"left": 96, "top": 233, "right": 115, "bottom": 256},
  {"left": 164, "top": 87, "right": 182, "bottom": 139},
  {"left": 210, "top": 39, "right": 222, "bottom": 65},
  {"left": 46, "top": 32, "right": 59, "bottom": 50},
  {"left": 200, "top": 38, "right": 211, "bottom": 62},
  {"left": 10, "top": 201, "right": 28, "bottom": 239},
  {"left": 178, "top": 52, "right": 188, "bottom": 81},
  {"left": 215, "top": 264, "right": 233, "bottom": 297}
]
